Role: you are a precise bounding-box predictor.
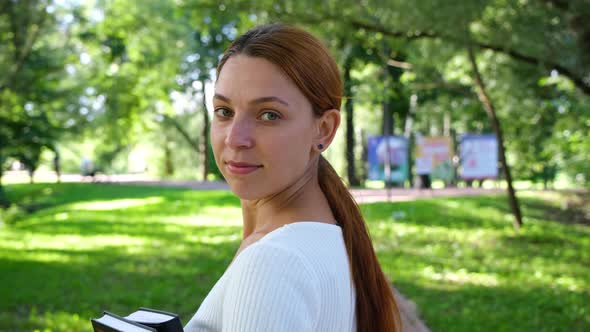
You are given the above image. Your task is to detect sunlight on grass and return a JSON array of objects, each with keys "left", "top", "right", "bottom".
[
  {"left": 438, "top": 200, "right": 461, "bottom": 209},
  {"left": 554, "top": 275, "right": 584, "bottom": 292},
  {"left": 161, "top": 206, "right": 242, "bottom": 226},
  {"left": 0, "top": 233, "right": 150, "bottom": 265},
  {"left": 162, "top": 215, "right": 242, "bottom": 226},
  {"left": 421, "top": 266, "right": 499, "bottom": 287},
  {"left": 187, "top": 233, "right": 241, "bottom": 244},
  {"left": 69, "top": 197, "right": 165, "bottom": 211},
  {"left": 1, "top": 234, "right": 148, "bottom": 251},
  {"left": 25, "top": 309, "right": 85, "bottom": 332}
]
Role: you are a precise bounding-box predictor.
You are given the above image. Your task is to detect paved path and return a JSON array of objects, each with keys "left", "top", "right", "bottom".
[
  {"left": 92, "top": 174, "right": 504, "bottom": 203},
  {"left": 4, "top": 171, "right": 505, "bottom": 203}
]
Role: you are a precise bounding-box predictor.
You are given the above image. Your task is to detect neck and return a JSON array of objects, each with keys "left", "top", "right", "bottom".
[{"left": 240, "top": 162, "right": 336, "bottom": 239}]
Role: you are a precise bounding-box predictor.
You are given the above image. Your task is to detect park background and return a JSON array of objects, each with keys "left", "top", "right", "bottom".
[{"left": 1, "top": 0, "right": 589, "bottom": 331}]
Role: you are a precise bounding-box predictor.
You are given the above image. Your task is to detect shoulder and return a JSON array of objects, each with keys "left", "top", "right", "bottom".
[
  {"left": 232, "top": 223, "right": 348, "bottom": 278},
  {"left": 222, "top": 242, "right": 321, "bottom": 331},
  {"left": 229, "top": 240, "right": 318, "bottom": 282}
]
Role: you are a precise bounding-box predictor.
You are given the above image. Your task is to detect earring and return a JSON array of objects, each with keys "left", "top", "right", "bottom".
[{"left": 318, "top": 144, "right": 324, "bottom": 150}]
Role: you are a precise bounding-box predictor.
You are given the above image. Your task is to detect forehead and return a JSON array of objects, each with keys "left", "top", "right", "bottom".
[{"left": 215, "top": 55, "right": 309, "bottom": 107}]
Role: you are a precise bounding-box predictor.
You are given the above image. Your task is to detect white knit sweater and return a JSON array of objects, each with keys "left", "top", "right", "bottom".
[{"left": 184, "top": 221, "right": 356, "bottom": 332}]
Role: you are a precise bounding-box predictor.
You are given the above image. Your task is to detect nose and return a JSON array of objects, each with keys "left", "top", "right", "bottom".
[{"left": 225, "top": 116, "right": 254, "bottom": 149}]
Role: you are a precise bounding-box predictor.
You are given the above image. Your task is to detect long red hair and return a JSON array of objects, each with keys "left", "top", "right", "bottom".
[{"left": 217, "top": 23, "right": 402, "bottom": 332}]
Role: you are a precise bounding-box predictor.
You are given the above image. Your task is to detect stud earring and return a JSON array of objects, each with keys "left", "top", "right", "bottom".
[{"left": 318, "top": 144, "right": 324, "bottom": 150}]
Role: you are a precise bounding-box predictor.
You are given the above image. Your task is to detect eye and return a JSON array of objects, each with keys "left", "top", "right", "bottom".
[
  {"left": 260, "top": 111, "right": 281, "bottom": 121},
  {"left": 214, "top": 107, "right": 233, "bottom": 118}
]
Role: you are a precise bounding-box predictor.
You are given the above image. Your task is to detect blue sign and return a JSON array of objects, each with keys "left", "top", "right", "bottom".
[{"left": 367, "top": 136, "right": 409, "bottom": 183}]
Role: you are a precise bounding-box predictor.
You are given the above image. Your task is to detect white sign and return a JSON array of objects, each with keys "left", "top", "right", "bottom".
[{"left": 460, "top": 135, "right": 498, "bottom": 179}]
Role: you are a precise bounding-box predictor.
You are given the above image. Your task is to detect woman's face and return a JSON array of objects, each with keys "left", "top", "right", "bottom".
[{"left": 211, "top": 55, "right": 318, "bottom": 200}]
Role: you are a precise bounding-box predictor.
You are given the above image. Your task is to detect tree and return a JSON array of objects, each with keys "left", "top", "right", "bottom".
[
  {"left": 467, "top": 45, "right": 523, "bottom": 229},
  {"left": 174, "top": 9, "right": 238, "bottom": 180},
  {"left": 68, "top": 0, "right": 196, "bottom": 173},
  {"left": 0, "top": 0, "right": 72, "bottom": 203}
]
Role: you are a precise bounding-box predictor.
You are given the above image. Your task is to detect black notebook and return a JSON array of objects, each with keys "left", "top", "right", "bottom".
[{"left": 91, "top": 308, "right": 183, "bottom": 332}]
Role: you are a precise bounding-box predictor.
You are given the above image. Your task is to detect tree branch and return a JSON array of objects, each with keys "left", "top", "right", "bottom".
[
  {"left": 350, "top": 20, "right": 437, "bottom": 40},
  {"left": 348, "top": 19, "right": 590, "bottom": 95},
  {"left": 161, "top": 113, "right": 200, "bottom": 153},
  {"left": 476, "top": 41, "right": 590, "bottom": 95},
  {"left": 387, "top": 59, "right": 413, "bottom": 70}
]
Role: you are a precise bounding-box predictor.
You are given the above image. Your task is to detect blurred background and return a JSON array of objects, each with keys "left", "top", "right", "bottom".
[{"left": 1, "top": 0, "right": 589, "bottom": 331}]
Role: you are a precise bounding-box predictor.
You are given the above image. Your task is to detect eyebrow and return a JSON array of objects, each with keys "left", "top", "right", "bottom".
[{"left": 213, "top": 93, "right": 289, "bottom": 106}]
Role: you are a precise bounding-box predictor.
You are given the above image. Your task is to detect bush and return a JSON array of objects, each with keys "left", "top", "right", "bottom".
[{"left": 0, "top": 204, "right": 26, "bottom": 225}]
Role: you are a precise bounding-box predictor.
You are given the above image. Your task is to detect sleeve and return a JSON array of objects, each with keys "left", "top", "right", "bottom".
[{"left": 221, "top": 244, "right": 320, "bottom": 332}]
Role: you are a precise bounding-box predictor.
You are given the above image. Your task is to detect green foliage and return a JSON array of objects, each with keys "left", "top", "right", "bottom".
[
  {"left": 0, "top": 183, "right": 588, "bottom": 331},
  {"left": 2, "top": 0, "right": 589, "bottom": 186},
  {"left": 0, "top": 0, "right": 82, "bottom": 190}
]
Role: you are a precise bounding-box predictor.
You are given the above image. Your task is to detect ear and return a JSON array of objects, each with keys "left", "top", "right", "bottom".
[{"left": 314, "top": 109, "right": 341, "bottom": 151}]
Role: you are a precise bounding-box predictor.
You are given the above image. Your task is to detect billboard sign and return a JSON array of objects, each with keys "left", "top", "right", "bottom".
[
  {"left": 459, "top": 134, "right": 498, "bottom": 179},
  {"left": 415, "top": 136, "right": 454, "bottom": 181},
  {"left": 367, "top": 136, "right": 409, "bottom": 183}
]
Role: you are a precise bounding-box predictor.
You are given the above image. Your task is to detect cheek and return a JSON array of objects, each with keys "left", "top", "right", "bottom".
[
  {"left": 265, "top": 129, "right": 311, "bottom": 170},
  {"left": 210, "top": 125, "right": 225, "bottom": 162}
]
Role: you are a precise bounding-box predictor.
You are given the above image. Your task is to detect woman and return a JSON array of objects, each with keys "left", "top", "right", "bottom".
[{"left": 185, "top": 23, "right": 401, "bottom": 332}]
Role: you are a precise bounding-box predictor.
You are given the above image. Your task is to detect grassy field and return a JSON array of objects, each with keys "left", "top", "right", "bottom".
[{"left": 0, "top": 183, "right": 588, "bottom": 332}]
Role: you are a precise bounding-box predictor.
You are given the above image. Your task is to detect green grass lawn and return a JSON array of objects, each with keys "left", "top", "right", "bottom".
[{"left": 0, "top": 183, "right": 588, "bottom": 332}]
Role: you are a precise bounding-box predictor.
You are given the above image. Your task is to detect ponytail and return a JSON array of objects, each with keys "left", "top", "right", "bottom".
[{"left": 318, "top": 156, "right": 402, "bottom": 332}]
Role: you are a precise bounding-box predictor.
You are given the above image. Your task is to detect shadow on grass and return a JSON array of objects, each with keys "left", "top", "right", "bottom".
[
  {"left": 1, "top": 236, "right": 238, "bottom": 331},
  {"left": 394, "top": 280, "right": 589, "bottom": 332},
  {"left": 377, "top": 243, "right": 589, "bottom": 332},
  {"left": 520, "top": 197, "right": 590, "bottom": 227},
  {"left": 362, "top": 193, "right": 590, "bottom": 232},
  {"left": 361, "top": 196, "right": 509, "bottom": 231},
  {"left": 469, "top": 193, "right": 590, "bottom": 227},
  {"left": 363, "top": 193, "right": 590, "bottom": 332}
]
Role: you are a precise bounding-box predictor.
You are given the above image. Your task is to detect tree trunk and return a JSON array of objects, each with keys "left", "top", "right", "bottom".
[
  {"left": 382, "top": 99, "right": 393, "bottom": 136},
  {"left": 403, "top": 94, "right": 417, "bottom": 138},
  {"left": 0, "top": 187, "right": 9, "bottom": 208},
  {"left": 404, "top": 94, "right": 417, "bottom": 188},
  {"left": 162, "top": 114, "right": 200, "bottom": 152},
  {"left": 449, "top": 128, "right": 459, "bottom": 187},
  {"left": 381, "top": 42, "right": 395, "bottom": 137},
  {"left": 200, "top": 80, "right": 210, "bottom": 182},
  {"left": 0, "top": 164, "right": 10, "bottom": 208},
  {"left": 467, "top": 45, "right": 523, "bottom": 229},
  {"left": 543, "top": 178, "right": 548, "bottom": 190},
  {"left": 343, "top": 56, "right": 360, "bottom": 186},
  {"left": 381, "top": 69, "right": 394, "bottom": 138},
  {"left": 164, "top": 134, "right": 174, "bottom": 177},
  {"left": 381, "top": 63, "right": 396, "bottom": 188},
  {"left": 54, "top": 150, "right": 61, "bottom": 184},
  {"left": 360, "top": 129, "right": 368, "bottom": 184}
]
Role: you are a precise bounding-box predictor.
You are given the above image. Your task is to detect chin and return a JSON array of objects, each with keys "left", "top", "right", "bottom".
[{"left": 228, "top": 182, "right": 265, "bottom": 201}]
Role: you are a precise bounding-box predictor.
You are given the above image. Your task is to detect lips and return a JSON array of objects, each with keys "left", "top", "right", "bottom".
[{"left": 225, "top": 161, "right": 263, "bottom": 175}]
